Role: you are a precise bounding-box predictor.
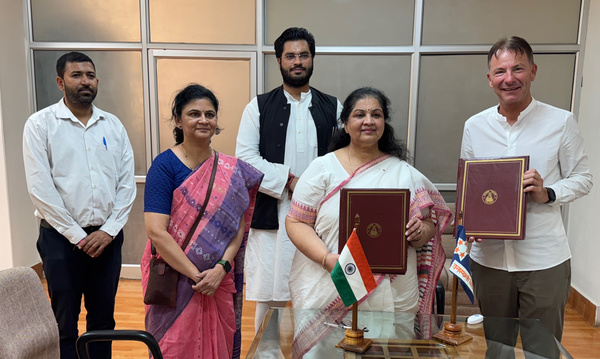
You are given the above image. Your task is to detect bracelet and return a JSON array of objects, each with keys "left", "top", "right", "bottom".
[{"left": 321, "top": 253, "right": 329, "bottom": 269}]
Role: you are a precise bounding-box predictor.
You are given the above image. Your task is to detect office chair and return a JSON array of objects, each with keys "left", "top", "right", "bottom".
[{"left": 0, "top": 267, "right": 162, "bottom": 359}]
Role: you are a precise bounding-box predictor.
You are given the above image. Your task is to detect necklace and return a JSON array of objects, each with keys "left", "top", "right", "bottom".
[
  {"left": 181, "top": 144, "right": 194, "bottom": 169},
  {"left": 181, "top": 144, "right": 213, "bottom": 170},
  {"left": 347, "top": 146, "right": 383, "bottom": 173}
]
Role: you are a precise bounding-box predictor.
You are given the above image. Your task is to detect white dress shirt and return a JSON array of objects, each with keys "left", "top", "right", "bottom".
[
  {"left": 460, "top": 99, "right": 592, "bottom": 271},
  {"left": 23, "top": 98, "right": 136, "bottom": 244}
]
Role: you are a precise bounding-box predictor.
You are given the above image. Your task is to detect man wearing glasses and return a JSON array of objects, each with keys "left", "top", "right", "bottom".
[{"left": 236, "top": 27, "right": 342, "bottom": 332}]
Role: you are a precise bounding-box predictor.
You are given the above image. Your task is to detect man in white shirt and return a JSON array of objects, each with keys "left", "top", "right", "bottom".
[
  {"left": 236, "top": 27, "right": 342, "bottom": 332},
  {"left": 23, "top": 52, "right": 136, "bottom": 359},
  {"left": 460, "top": 36, "right": 592, "bottom": 358}
]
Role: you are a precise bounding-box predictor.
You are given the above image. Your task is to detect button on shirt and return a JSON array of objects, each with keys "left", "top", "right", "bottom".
[
  {"left": 283, "top": 90, "right": 316, "bottom": 182},
  {"left": 23, "top": 99, "right": 136, "bottom": 244},
  {"left": 460, "top": 99, "right": 592, "bottom": 271}
]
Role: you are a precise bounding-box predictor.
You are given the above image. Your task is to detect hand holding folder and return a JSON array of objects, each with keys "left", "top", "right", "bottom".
[{"left": 455, "top": 156, "right": 529, "bottom": 240}]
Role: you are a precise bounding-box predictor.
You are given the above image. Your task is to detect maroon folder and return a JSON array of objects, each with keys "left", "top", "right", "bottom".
[
  {"left": 339, "top": 188, "right": 410, "bottom": 274},
  {"left": 455, "top": 156, "right": 529, "bottom": 240}
]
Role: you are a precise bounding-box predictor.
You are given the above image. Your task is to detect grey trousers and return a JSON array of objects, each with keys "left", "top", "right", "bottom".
[{"left": 471, "top": 259, "right": 570, "bottom": 359}]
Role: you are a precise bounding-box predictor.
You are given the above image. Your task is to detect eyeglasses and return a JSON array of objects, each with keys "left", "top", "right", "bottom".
[{"left": 283, "top": 53, "right": 312, "bottom": 62}]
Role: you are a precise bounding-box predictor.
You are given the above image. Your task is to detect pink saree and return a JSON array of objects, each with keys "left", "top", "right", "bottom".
[
  {"left": 287, "top": 154, "right": 451, "bottom": 358},
  {"left": 141, "top": 152, "right": 262, "bottom": 359}
]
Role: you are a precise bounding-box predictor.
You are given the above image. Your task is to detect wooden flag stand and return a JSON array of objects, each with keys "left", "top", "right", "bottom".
[
  {"left": 335, "top": 302, "right": 373, "bottom": 353},
  {"left": 336, "top": 214, "right": 373, "bottom": 353},
  {"left": 433, "top": 276, "right": 473, "bottom": 345},
  {"left": 434, "top": 216, "right": 473, "bottom": 346}
]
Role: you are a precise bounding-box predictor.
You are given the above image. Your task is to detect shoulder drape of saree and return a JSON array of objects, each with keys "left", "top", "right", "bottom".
[
  {"left": 292, "top": 155, "right": 451, "bottom": 356},
  {"left": 143, "top": 153, "right": 263, "bottom": 358}
]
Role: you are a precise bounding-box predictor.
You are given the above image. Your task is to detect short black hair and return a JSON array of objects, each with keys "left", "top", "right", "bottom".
[
  {"left": 329, "top": 87, "right": 409, "bottom": 162},
  {"left": 274, "top": 27, "right": 316, "bottom": 59},
  {"left": 488, "top": 36, "right": 534, "bottom": 68},
  {"left": 56, "top": 52, "right": 95, "bottom": 78},
  {"left": 171, "top": 84, "right": 222, "bottom": 144}
]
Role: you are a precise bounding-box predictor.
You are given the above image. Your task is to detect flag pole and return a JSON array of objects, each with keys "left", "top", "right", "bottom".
[
  {"left": 336, "top": 214, "right": 373, "bottom": 353},
  {"left": 352, "top": 302, "right": 358, "bottom": 331},
  {"left": 434, "top": 213, "right": 473, "bottom": 345}
]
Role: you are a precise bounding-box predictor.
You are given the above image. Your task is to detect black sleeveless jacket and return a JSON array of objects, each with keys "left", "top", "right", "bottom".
[{"left": 251, "top": 86, "right": 338, "bottom": 229}]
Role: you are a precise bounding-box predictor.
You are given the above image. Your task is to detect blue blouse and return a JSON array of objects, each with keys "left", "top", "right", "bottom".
[{"left": 144, "top": 149, "right": 192, "bottom": 215}]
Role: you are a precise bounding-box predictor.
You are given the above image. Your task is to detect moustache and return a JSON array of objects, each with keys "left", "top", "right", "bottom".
[
  {"left": 291, "top": 66, "right": 306, "bottom": 71},
  {"left": 78, "top": 86, "right": 93, "bottom": 92}
]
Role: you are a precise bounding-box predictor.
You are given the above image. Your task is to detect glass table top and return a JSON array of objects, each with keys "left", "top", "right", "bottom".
[{"left": 246, "top": 308, "right": 572, "bottom": 359}]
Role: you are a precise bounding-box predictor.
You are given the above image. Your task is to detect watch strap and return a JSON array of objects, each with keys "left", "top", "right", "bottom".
[
  {"left": 217, "top": 259, "right": 231, "bottom": 273},
  {"left": 545, "top": 187, "right": 556, "bottom": 204}
]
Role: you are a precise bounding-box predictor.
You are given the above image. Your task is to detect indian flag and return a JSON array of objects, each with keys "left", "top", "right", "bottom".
[{"left": 330, "top": 229, "right": 377, "bottom": 307}]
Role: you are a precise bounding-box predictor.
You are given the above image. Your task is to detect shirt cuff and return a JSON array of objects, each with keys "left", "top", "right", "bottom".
[{"left": 63, "top": 226, "right": 88, "bottom": 245}]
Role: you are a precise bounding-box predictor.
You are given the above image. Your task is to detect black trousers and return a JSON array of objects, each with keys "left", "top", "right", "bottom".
[{"left": 37, "top": 224, "right": 123, "bottom": 359}]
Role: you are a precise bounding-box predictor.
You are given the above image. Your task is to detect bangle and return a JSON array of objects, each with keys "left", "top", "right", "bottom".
[
  {"left": 321, "top": 253, "right": 329, "bottom": 269},
  {"left": 286, "top": 173, "right": 295, "bottom": 189}
]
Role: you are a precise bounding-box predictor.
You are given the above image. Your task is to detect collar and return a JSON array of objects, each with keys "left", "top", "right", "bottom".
[
  {"left": 494, "top": 98, "right": 537, "bottom": 126},
  {"left": 56, "top": 98, "right": 104, "bottom": 127},
  {"left": 283, "top": 87, "right": 312, "bottom": 105}
]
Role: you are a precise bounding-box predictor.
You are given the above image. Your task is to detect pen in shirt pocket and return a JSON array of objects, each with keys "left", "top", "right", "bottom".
[{"left": 103, "top": 136, "right": 108, "bottom": 150}]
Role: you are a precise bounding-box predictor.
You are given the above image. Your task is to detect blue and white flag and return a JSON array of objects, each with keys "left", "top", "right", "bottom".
[{"left": 449, "top": 225, "right": 474, "bottom": 304}]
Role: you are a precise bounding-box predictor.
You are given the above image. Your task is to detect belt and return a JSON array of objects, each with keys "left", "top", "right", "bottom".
[{"left": 40, "top": 219, "right": 102, "bottom": 235}]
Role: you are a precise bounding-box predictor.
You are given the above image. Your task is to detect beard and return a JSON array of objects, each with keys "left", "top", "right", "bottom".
[
  {"left": 64, "top": 84, "right": 97, "bottom": 107},
  {"left": 280, "top": 64, "right": 313, "bottom": 88}
]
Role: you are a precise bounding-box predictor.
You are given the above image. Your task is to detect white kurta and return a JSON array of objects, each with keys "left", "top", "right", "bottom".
[{"left": 236, "top": 89, "right": 342, "bottom": 301}]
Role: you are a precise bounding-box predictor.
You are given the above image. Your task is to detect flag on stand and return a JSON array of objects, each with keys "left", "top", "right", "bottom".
[
  {"left": 330, "top": 229, "right": 377, "bottom": 307},
  {"left": 449, "top": 225, "right": 475, "bottom": 304}
]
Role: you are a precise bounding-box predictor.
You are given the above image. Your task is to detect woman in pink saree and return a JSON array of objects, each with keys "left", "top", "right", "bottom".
[
  {"left": 286, "top": 87, "right": 451, "bottom": 358},
  {"left": 141, "top": 84, "right": 262, "bottom": 359}
]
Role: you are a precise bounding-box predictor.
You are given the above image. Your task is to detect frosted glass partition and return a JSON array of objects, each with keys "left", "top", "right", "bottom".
[
  {"left": 265, "top": 0, "right": 414, "bottom": 46},
  {"left": 31, "top": 0, "right": 140, "bottom": 42},
  {"left": 33, "top": 50, "right": 147, "bottom": 175},
  {"left": 264, "top": 54, "right": 412, "bottom": 141},
  {"left": 149, "top": 0, "right": 255, "bottom": 44},
  {"left": 122, "top": 183, "right": 146, "bottom": 265},
  {"left": 422, "top": 0, "right": 581, "bottom": 45},
  {"left": 155, "top": 56, "right": 253, "bottom": 156},
  {"left": 414, "top": 54, "right": 576, "bottom": 184}
]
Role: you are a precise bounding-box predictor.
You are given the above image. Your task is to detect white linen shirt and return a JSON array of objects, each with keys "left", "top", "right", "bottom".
[
  {"left": 23, "top": 98, "right": 136, "bottom": 244},
  {"left": 460, "top": 99, "right": 592, "bottom": 271},
  {"left": 236, "top": 89, "right": 342, "bottom": 197}
]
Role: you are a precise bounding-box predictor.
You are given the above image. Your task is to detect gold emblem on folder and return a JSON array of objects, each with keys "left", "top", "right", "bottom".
[
  {"left": 366, "top": 223, "right": 383, "bottom": 238},
  {"left": 482, "top": 190, "right": 498, "bottom": 205}
]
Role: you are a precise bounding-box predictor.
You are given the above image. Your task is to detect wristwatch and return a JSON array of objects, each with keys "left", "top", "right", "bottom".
[
  {"left": 217, "top": 259, "right": 231, "bottom": 273},
  {"left": 545, "top": 187, "right": 556, "bottom": 204}
]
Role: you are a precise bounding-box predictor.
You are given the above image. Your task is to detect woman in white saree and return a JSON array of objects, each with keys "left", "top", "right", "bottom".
[{"left": 285, "top": 87, "right": 452, "bottom": 358}]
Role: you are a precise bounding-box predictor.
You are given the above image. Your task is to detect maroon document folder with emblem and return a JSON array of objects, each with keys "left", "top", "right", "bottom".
[
  {"left": 455, "top": 156, "right": 529, "bottom": 240},
  {"left": 339, "top": 188, "right": 410, "bottom": 274}
]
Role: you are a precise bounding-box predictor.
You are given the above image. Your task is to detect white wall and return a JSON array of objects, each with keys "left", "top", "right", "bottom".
[
  {"left": 569, "top": 0, "right": 600, "bottom": 315},
  {"left": 0, "top": 87, "right": 13, "bottom": 270},
  {"left": 0, "top": 0, "right": 40, "bottom": 270}
]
